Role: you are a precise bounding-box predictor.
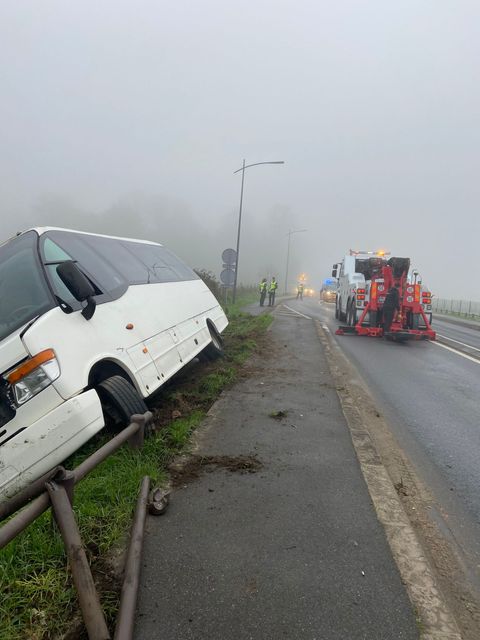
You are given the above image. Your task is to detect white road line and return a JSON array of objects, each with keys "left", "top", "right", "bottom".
[
  {"left": 431, "top": 340, "right": 480, "bottom": 364},
  {"left": 436, "top": 333, "right": 480, "bottom": 353},
  {"left": 282, "top": 304, "right": 312, "bottom": 320}
]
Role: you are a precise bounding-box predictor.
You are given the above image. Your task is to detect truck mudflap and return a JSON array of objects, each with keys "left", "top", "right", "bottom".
[{"left": 335, "top": 326, "right": 436, "bottom": 341}]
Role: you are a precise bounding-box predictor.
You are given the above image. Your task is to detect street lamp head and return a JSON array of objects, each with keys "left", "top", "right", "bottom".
[{"left": 234, "top": 160, "right": 285, "bottom": 174}]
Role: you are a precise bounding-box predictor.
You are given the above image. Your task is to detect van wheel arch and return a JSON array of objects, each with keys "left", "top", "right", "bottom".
[{"left": 88, "top": 359, "right": 138, "bottom": 392}]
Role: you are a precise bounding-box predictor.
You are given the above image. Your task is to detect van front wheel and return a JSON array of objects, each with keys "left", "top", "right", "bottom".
[{"left": 96, "top": 375, "right": 148, "bottom": 429}]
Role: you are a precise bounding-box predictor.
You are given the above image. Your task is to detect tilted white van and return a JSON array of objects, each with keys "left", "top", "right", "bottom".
[{"left": 0, "top": 228, "right": 228, "bottom": 503}]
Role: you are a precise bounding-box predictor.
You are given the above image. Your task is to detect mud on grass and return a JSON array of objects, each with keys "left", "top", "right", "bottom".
[{"left": 0, "top": 308, "right": 272, "bottom": 640}]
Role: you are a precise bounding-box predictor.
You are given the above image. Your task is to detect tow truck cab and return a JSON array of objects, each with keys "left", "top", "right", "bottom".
[{"left": 332, "top": 251, "right": 388, "bottom": 325}]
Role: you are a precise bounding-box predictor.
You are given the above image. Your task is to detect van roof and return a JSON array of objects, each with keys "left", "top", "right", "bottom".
[{"left": 3, "top": 227, "right": 164, "bottom": 247}]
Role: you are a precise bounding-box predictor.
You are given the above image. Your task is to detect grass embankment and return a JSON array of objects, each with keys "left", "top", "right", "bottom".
[{"left": 0, "top": 295, "right": 271, "bottom": 640}]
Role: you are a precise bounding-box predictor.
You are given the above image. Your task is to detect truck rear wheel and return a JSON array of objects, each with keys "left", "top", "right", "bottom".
[
  {"left": 347, "top": 300, "right": 357, "bottom": 326},
  {"left": 96, "top": 375, "right": 148, "bottom": 429}
]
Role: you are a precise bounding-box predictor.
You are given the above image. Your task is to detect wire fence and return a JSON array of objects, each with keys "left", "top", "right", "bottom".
[{"left": 432, "top": 298, "right": 480, "bottom": 320}]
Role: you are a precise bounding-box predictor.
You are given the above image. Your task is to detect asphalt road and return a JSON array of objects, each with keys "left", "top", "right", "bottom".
[{"left": 284, "top": 297, "right": 480, "bottom": 589}]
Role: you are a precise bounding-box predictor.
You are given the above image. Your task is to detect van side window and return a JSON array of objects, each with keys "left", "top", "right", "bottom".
[
  {"left": 42, "top": 238, "right": 79, "bottom": 307},
  {"left": 42, "top": 231, "right": 127, "bottom": 300},
  {"left": 84, "top": 236, "right": 154, "bottom": 285},
  {"left": 127, "top": 243, "right": 198, "bottom": 283}
]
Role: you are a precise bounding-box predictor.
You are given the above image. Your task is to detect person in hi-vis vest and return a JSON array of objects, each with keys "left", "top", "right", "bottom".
[
  {"left": 259, "top": 278, "right": 267, "bottom": 306},
  {"left": 268, "top": 277, "right": 278, "bottom": 306}
]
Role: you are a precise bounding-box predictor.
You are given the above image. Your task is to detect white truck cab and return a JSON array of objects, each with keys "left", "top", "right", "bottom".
[{"left": 332, "top": 250, "right": 388, "bottom": 326}]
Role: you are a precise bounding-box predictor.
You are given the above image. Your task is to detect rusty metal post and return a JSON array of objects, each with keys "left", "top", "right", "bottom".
[
  {"left": 127, "top": 414, "right": 146, "bottom": 449},
  {"left": 46, "top": 481, "right": 110, "bottom": 640},
  {"left": 114, "top": 476, "right": 151, "bottom": 640}
]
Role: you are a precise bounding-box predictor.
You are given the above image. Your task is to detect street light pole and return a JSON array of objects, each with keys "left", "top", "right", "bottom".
[
  {"left": 284, "top": 229, "right": 307, "bottom": 295},
  {"left": 233, "top": 159, "right": 246, "bottom": 305},
  {"left": 232, "top": 160, "right": 285, "bottom": 303}
]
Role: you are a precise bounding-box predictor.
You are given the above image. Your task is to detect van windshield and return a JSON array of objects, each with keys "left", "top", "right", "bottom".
[{"left": 0, "top": 232, "right": 53, "bottom": 343}]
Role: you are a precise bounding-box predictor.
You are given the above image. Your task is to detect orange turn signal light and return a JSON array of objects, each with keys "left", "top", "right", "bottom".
[{"left": 7, "top": 349, "right": 56, "bottom": 385}]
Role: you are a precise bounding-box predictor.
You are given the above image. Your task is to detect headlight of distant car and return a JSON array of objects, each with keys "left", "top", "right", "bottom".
[{"left": 6, "top": 349, "right": 60, "bottom": 406}]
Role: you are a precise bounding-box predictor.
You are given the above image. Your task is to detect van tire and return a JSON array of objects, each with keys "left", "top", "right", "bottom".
[
  {"left": 96, "top": 375, "right": 147, "bottom": 429},
  {"left": 202, "top": 324, "right": 224, "bottom": 361}
]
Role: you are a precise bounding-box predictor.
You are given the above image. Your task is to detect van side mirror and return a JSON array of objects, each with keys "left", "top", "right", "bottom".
[
  {"left": 331, "top": 269, "right": 337, "bottom": 278},
  {"left": 56, "top": 261, "right": 97, "bottom": 320}
]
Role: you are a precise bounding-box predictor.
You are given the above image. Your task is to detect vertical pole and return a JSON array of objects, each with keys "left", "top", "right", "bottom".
[
  {"left": 284, "top": 231, "right": 291, "bottom": 295},
  {"left": 47, "top": 482, "right": 110, "bottom": 640},
  {"left": 114, "top": 477, "right": 150, "bottom": 640},
  {"left": 232, "top": 159, "right": 246, "bottom": 304}
]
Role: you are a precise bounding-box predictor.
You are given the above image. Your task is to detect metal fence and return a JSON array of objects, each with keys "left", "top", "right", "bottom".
[
  {"left": 0, "top": 412, "right": 167, "bottom": 640},
  {"left": 432, "top": 298, "right": 480, "bottom": 320}
]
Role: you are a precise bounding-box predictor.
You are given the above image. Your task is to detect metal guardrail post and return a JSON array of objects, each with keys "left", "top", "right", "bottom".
[
  {"left": 47, "top": 480, "right": 111, "bottom": 640},
  {"left": 128, "top": 414, "right": 146, "bottom": 449},
  {"left": 114, "top": 476, "right": 151, "bottom": 640}
]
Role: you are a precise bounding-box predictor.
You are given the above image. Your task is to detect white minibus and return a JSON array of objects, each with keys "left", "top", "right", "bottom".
[{"left": 0, "top": 227, "right": 228, "bottom": 503}]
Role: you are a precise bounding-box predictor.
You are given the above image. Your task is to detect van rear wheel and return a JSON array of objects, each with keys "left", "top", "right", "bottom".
[
  {"left": 201, "top": 324, "right": 224, "bottom": 361},
  {"left": 96, "top": 375, "right": 147, "bottom": 429}
]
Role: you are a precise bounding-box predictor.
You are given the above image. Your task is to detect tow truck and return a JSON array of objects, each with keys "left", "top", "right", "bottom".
[{"left": 332, "top": 252, "right": 436, "bottom": 341}]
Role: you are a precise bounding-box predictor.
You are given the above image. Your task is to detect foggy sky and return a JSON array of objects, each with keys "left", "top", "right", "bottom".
[{"left": 1, "top": 1, "right": 479, "bottom": 297}]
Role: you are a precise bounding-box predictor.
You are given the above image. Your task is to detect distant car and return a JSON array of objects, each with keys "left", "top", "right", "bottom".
[
  {"left": 320, "top": 285, "right": 337, "bottom": 303},
  {"left": 0, "top": 227, "right": 228, "bottom": 503}
]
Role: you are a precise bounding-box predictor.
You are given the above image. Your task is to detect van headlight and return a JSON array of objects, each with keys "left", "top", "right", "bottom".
[{"left": 6, "top": 349, "right": 60, "bottom": 406}]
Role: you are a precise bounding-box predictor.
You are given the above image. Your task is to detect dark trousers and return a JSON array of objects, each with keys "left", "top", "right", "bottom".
[
  {"left": 268, "top": 291, "right": 276, "bottom": 306},
  {"left": 383, "top": 307, "right": 395, "bottom": 333},
  {"left": 260, "top": 291, "right": 266, "bottom": 306}
]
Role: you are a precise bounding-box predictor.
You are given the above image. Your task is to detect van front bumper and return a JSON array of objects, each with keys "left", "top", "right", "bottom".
[{"left": 0, "top": 389, "right": 104, "bottom": 503}]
